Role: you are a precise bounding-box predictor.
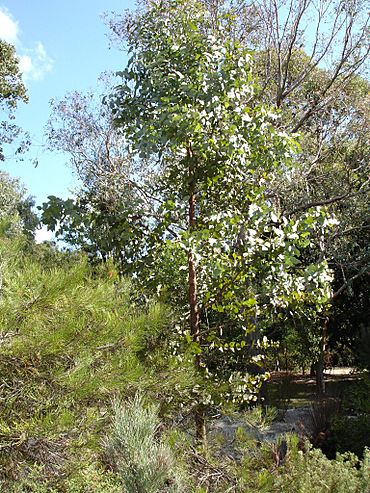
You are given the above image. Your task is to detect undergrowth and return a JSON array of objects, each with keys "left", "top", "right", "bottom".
[
  {"left": 0, "top": 238, "right": 189, "bottom": 490},
  {"left": 1, "top": 238, "right": 369, "bottom": 492}
]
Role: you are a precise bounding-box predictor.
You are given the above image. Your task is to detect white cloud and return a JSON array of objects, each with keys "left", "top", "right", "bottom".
[
  {"left": 0, "top": 7, "right": 53, "bottom": 82},
  {"left": 35, "top": 40, "right": 46, "bottom": 58},
  {"left": 0, "top": 7, "right": 19, "bottom": 44},
  {"left": 18, "top": 54, "right": 32, "bottom": 73},
  {"left": 19, "top": 41, "right": 54, "bottom": 81}
]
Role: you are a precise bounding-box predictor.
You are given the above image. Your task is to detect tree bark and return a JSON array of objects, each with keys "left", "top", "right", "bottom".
[
  {"left": 316, "top": 317, "right": 329, "bottom": 394},
  {"left": 188, "top": 190, "right": 200, "bottom": 354},
  {"left": 316, "top": 354, "right": 325, "bottom": 395},
  {"left": 187, "top": 144, "right": 206, "bottom": 444}
]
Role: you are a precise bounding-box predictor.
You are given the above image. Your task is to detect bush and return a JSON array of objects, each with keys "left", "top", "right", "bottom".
[
  {"left": 0, "top": 462, "right": 121, "bottom": 492},
  {"left": 275, "top": 445, "right": 370, "bottom": 493},
  {"left": 328, "top": 374, "right": 370, "bottom": 458},
  {"left": 0, "top": 238, "right": 184, "bottom": 488},
  {"left": 232, "top": 434, "right": 370, "bottom": 493},
  {"left": 331, "top": 415, "right": 370, "bottom": 459},
  {"left": 105, "top": 395, "right": 184, "bottom": 493}
]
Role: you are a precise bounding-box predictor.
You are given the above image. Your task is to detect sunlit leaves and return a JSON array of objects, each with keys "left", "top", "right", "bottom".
[{"left": 109, "top": 0, "right": 334, "bottom": 404}]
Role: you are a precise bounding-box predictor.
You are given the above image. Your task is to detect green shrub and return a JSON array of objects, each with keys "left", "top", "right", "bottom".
[
  {"left": 0, "top": 238, "right": 185, "bottom": 488},
  {"left": 328, "top": 374, "right": 370, "bottom": 458},
  {"left": 209, "top": 432, "right": 370, "bottom": 493},
  {"left": 105, "top": 395, "right": 184, "bottom": 493},
  {"left": 274, "top": 445, "right": 370, "bottom": 493},
  {"left": 0, "top": 462, "right": 121, "bottom": 492},
  {"left": 331, "top": 414, "right": 370, "bottom": 459}
]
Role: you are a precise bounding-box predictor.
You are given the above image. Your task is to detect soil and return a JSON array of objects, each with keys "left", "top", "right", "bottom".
[{"left": 265, "top": 367, "right": 360, "bottom": 408}]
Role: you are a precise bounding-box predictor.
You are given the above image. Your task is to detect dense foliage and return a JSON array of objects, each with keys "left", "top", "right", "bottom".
[
  {"left": 0, "top": 235, "right": 369, "bottom": 492},
  {"left": 0, "top": 235, "right": 188, "bottom": 490},
  {"left": 1, "top": 0, "right": 369, "bottom": 490},
  {"left": 0, "top": 171, "right": 38, "bottom": 239},
  {"left": 41, "top": 0, "right": 369, "bottom": 384},
  {"left": 0, "top": 40, "right": 29, "bottom": 161}
]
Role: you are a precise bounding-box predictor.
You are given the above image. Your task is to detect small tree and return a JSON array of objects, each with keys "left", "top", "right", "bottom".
[
  {"left": 109, "top": 0, "right": 334, "bottom": 439},
  {"left": 0, "top": 171, "right": 38, "bottom": 239},
  {"left": 42, "top": 86, "right": 160, "bottom": 272}
]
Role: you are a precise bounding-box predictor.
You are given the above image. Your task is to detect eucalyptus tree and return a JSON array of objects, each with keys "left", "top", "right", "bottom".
[
  {"left": 102, "top": 0, "right": 369, "bottom": 391},
  {"left": 109, "top": 0, "right": 335, "bottom": 437},
  {"left": 198, "top": 0, "right": 370, "bottom": 291}
]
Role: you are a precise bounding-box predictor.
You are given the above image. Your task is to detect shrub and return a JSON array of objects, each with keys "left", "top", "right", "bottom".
[
  {"left": 105, "top": 395, "right": 184, "bottom": 493},
  {"left": 331, "top": 415, "right": 370, "bottom": 459},
  {"left": 329, "top": 374, "right": 370, "bottom": 458},
  {"left": 275, "top": 445, "right": 370, "bottom": 493}
]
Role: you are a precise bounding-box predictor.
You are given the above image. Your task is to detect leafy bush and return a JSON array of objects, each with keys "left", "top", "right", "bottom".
[
  {"left": 0, "top": 463, "right": 121, "bottom": 492},
  {"left": 331, "top": 415, "right": 370, "bottom": 459},
  {"left": 346, "top": 374, "right": 370, "bottom": 414},
  {"left": 328, "top": 374, "right": 370, "bottom": 458},
  {"left": 274, "top": 445, "right": 370, "bottom": 493},
  {"left": 230, "top": 434, "right": 370, "bottom": 493}
]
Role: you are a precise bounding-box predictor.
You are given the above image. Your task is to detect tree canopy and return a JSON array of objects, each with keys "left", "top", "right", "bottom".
[
  {"left": 0, "top": 40, "right": 29, "bottom": 161},
  {"left": 41, "top": 0, "right": 369, "bottom": 394}
]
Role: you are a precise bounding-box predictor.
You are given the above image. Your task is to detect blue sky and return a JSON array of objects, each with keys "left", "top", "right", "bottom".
[{"left": 0, "top": 0, "right": 135, "bottom": 212}]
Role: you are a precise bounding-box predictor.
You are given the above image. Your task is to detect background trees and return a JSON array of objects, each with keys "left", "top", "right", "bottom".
[
  {"left": 223, "top": 0, "right": 370, "bottom": 374},
  {"left": 0, "top": 171, "right": 38, "bottom": 239},
  {"left": 42, "top": 86, "right": 160, "bottom": 271},
  {"left": 0, "top": 40, "right": 29, "bottom": 161}
]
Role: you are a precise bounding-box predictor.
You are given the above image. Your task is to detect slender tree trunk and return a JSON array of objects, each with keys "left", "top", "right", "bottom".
[
  {"left": 187, "top": 144, "right": 206, "bottom": 444},
  {"left": 316, "top": 353, "right": 325, "bottom": 394},
  {"left": 316, "top": 317, "right": 329, "bottom": 394},
  {"left": 188, "top": 192, "right": 200, "bottom": 354}
]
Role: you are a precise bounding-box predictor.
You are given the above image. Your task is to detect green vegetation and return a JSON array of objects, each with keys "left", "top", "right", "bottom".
[
  {"left": 1, "top": 0, "right": 369, "bottom": 490},
  {"left": 0, "top": 39, "right": 29, "bottom": 161},
  {"left": 0, "top": 228, "right": 369, "bottom": 491},
  {"left": 0, "top": 171, "right": 38, "bottom": 239},
  {"left": 106, "top": 395, "right": 184, "bottom": 493},
  {"left": 0, "top": 237, "right": 185, "bottom": 490}
]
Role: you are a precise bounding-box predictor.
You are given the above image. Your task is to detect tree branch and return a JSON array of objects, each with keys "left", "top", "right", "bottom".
[
  {"left": 288, "top": 190, "right": 365, "bottom": 215},
  {"left": 332, "top": 267, "right": 370, "bottom": 300}
]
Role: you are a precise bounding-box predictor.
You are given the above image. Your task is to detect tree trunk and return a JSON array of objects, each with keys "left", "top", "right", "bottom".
[
  {"left": 316, "top": 317, "right": 329, "bottom": 394},
  {"left": 188, "top": 247, "right": 200, "bottom": 361},
  {"left": 316, "top": 355, "right": 325, "bottom": 394},
  {"left": 187, "top": 144, "right": 206, "bottom": 444}
]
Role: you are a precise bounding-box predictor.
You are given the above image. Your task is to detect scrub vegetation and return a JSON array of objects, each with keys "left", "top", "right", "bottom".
[{"left": 1, "top": 0, "right": 369, "bottom": 491}]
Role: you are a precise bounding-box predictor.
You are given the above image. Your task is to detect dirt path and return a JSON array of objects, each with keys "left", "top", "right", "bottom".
[{"left": 266, "top": 367, "right": 361, "bottom": 408}]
